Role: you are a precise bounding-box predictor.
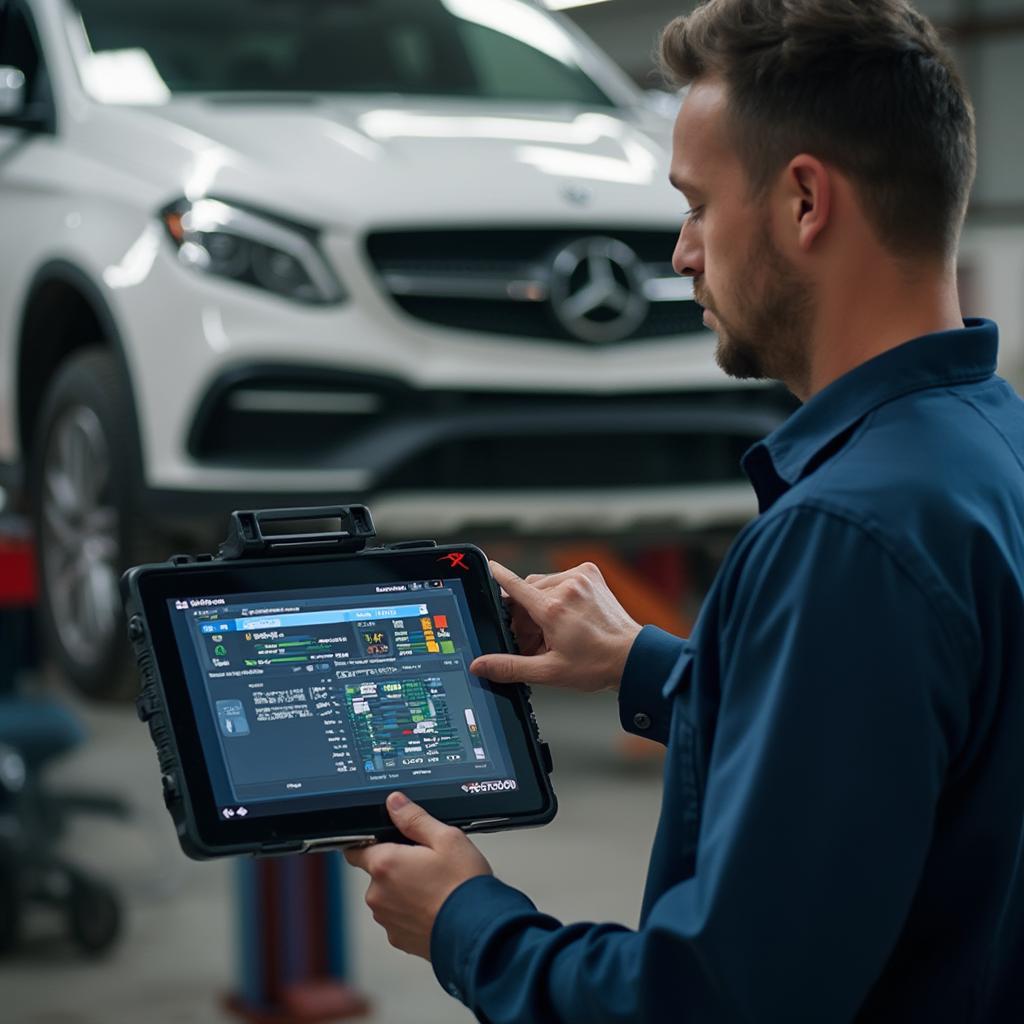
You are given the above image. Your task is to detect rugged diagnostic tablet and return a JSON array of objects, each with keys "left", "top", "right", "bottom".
[{"left": 122, "top": 506, "right": 555, "bottom": 859}]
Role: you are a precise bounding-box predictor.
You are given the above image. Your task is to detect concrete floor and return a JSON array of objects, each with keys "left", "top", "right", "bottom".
[{"left": 2, "top": 684, "right": 667, "bottom": 1024}]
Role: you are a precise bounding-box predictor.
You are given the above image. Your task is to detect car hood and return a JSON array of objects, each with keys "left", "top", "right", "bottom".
[{"left": 80, "top": 95, "right": 682, "bottom": 230}]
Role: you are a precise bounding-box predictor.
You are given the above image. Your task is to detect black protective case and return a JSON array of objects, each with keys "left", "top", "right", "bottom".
[{"left": 121, "top": 506, "right": 556, "bottom": 859}]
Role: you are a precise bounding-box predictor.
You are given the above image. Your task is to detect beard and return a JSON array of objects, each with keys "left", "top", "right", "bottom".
[{"left": 696, "top": 221, "right": 815, "bottom": 392}]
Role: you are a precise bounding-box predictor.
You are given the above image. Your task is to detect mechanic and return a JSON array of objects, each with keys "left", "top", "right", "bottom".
[{"left": 345, "top": 1, "right": 1024, "bottom": 1020}]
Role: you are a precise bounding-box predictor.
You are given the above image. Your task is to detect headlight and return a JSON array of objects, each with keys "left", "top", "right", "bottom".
[{"left": 161, "top": 198, "right": 346, "bottom": 305}]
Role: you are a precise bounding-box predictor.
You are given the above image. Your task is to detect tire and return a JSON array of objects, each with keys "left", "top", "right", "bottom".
[
  {"left": 29, "top": 347, "right": 150, "bottom": 700},
  {"left": 67, "top": 873, "right": 121, "bottom": 956}
]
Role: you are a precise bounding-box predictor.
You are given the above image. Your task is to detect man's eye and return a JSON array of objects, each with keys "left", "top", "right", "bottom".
[{"left": 683, "top": 206, "right": 705, "bottom": 225}]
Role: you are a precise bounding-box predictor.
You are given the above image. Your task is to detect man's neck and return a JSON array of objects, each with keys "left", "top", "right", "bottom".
[{"left": 799, "top": 265, "right": 964, "bottom": 403}]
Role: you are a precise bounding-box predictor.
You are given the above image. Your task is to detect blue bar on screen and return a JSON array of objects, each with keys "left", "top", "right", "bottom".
[{"left": 198, "top": 604, "right": 429, "bottom": 634}]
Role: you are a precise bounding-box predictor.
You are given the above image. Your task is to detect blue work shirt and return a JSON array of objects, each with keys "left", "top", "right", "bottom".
[{"left": 431, "top": 319, "right": 1024, "bottom": 1023}]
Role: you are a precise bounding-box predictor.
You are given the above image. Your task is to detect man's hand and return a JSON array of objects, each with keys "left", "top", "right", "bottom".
[
  {"left": 470, "top": 560, "right": 642, "bottom": 693},
  {"left": 344, "top": 792, "right": 492, "bottom": 960}
]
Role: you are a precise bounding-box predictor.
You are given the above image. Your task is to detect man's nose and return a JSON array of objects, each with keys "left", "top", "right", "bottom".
[{"left": 672, "top": 224, "right": 703, "bottom": 278}]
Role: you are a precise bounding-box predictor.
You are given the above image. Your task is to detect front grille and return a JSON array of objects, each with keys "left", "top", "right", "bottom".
[
  {"left": 366, "top": 227, "right": 706, "bottom": 344},
  {"left": 386, "top": 294, "right": 706, "bottom": 341},
  {"left": 370, "top": 229, "right": 677, "bottom": 264}
]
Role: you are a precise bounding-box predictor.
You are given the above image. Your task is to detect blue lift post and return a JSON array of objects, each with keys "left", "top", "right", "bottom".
[{"left": 227, "top": 852, "right": 371, "bottom": 1023}]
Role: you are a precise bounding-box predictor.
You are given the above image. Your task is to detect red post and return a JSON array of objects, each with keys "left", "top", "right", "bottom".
[{"left": 226, "top": 853, "right": 371, "bottom": 1023}]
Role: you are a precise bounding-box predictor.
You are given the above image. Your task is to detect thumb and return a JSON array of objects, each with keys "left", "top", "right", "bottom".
[
  {"left": 386, "top": 792, "right": 450, "bottom": 848},
  {"left": 470, "top": 652, "right": 550, "bottom": 684}
]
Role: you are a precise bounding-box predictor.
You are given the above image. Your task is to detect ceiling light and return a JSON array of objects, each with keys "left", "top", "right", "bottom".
[
  {"left": 544, "top": 0, "right": 614, "bottom": 11},
  {"left": 441, "top": 0, "right": 576, "bottom": 64}
]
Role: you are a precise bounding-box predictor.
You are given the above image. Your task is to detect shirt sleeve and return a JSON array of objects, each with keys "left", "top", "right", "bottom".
[
  {"left": 430, "top": 506, "right": 972, "bottom": 1024},
  {"left": 617, "top": 624, "right": 688, "bottom": 745}
]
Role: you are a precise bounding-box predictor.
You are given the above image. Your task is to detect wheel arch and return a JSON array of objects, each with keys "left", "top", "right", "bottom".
[{"left": 16, "top": 260, "right": 143, "bottom": 483}]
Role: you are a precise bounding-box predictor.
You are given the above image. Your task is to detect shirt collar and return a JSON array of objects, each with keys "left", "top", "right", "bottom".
[{"left": 742, "top": 318, "right": 999, "bottom": 512}]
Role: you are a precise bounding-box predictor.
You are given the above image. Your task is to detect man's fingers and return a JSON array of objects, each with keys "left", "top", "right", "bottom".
[
  {"left": 524, "top": 568, "right": 585, "bottom": 590},
  {"left": 470, "top": 651, "right": 556, "bottom": 684},
  {"left": 344, "top": 844, "right": 374, "bottom": 872},
  {"left": 386, "top": 792, "right": 451, "bottom": 848},
  {"left": 489, "top": 561, "right": 549, "bottom": 617},
  {"left": 510, "top": 632, "right": 546, "bottom": 658},
  {"left": 509, "top": 608, "right": 543, "bottom": 645}
]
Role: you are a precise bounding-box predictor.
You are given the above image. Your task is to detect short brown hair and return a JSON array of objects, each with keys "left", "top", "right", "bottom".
[{"left": 661, "top": 0, "right": 976, "bottom": 261}]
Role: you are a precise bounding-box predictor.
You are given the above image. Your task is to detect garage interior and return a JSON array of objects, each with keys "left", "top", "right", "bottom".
[{"left": 1, "top": 1, "right": 1022, "bottom": 1022}]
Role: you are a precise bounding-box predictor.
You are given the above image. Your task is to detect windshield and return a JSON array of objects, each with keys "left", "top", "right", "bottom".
[{"left": 66, "top": 0, "right": 616, "bottom": 106}]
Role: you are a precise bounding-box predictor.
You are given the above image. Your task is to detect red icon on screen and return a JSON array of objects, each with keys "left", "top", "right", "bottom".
[{"left": 439, "top": 552, "right": 469, "bottom": 571}]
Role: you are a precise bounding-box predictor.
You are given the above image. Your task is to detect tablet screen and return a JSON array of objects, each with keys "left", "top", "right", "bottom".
[{"left": 167, "top": 575, "right": 517, "bottom": 824}]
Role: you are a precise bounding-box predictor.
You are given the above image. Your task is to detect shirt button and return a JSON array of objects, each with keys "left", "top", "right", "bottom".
[{"left": 633, "top": 712, "right": 652, "bottom": 731}]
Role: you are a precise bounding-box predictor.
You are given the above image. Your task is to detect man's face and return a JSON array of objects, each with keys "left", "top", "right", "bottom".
[{"left": 670, "top": 80, "right": 814, "bottom": 387}]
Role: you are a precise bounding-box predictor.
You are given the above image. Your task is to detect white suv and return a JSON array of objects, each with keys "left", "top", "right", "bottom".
[{"left": 0, "top": 0, "right": 793, "bottom": 696}]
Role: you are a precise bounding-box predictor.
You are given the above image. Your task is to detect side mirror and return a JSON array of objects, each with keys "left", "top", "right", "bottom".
[{"left": 0, "top": 66, "right": 27, "bottom": 118}]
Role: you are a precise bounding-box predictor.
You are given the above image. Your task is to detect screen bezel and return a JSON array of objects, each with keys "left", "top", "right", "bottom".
[{"left": 134, "top": 545, "right": 554, "bottom": 852}]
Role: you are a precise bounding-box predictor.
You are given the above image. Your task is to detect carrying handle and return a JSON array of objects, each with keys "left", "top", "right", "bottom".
[{"left": 218, "top": 505, "right": 377, "bottom": 560}]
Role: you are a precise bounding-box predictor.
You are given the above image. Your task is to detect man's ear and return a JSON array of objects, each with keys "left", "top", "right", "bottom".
[{"left": 785, "top": 155, "right": 831, "bottom": 252}]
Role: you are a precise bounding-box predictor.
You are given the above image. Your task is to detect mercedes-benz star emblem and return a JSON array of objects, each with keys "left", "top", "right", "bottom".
[{"left": 548, "top": 236, "right": 649, "bottom": 344}]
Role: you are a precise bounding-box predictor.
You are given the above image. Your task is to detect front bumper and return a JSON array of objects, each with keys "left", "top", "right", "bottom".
[
  {"left": 143, "top": 482, "right": 763, "bottom": 539},
  {"left": 146, "top": 369, "right": 794, "bottom": 537},
  {"left": 187, "top": 365, "right": 791, "bottom": 484},
  {"left": 113, "top": 230, "right": 793, "bottom": 536}
]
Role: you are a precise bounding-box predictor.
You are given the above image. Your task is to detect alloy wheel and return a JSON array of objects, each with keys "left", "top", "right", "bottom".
[{"left": 39, "top": 404, "right": 122, "bottom": 669}]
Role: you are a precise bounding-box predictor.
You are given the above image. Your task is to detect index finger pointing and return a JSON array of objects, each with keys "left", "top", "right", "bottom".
[{"left": 489, "top": 561, "right": 548, "bottom": 616}]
